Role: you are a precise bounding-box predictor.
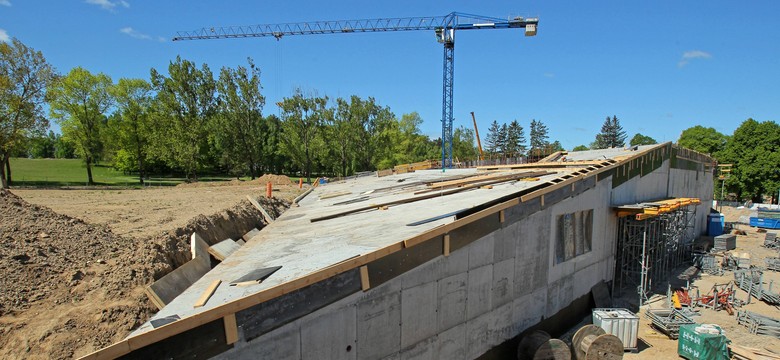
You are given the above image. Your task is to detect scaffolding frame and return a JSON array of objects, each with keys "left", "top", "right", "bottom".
[{"left": 613, "top": 203, "right": 697, "bottom": 306}]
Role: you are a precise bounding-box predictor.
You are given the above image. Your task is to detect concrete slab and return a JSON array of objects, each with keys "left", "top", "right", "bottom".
[
  {"left": 401, "top": 282, "right": 438, "bottom": 348},
  {"left": 468, "top": 233, "right": 495, "bottom": 269},
  {"left": 492, "top": 227, "right": 514, "bottom": 262},
  {"left": 400, "top": 257, "right": 442, "bottom": 290},
  {"left": 215, "top": 320, "right": 300, "bottom": 360},
  {"left": 437, "top": 322, "right": 466, "bottom": 360},
  {"left": 440, "top": 246, "right": 468, "bottom": 278},
  {"left": 512, "top": 287, "right": 547, "bottom": 335},
  {"left": 301, "top": 305, "right": 357, "bottom": 360},
  {"left": 437, "top": 272, "right": 467, "bottom": 332},
  {"left": 466, "top": 264, "right": 493, "bottom": 321},
  {"left": 492, "top": 258, "right": 514, "bottom": 308},
  {"left": 465, "top": 311, "right": 492, "bottom": 359},
  {"left": 357, "top": 290, "right": 401, "bottom": 359},
  {"left": 400, "top": 337, "right": 437, "bottom": 360}
]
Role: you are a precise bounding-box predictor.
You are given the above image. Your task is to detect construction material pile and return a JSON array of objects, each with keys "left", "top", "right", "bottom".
[
  {"left": 645, "top": 308, "right": 696, "bottom": 339},
  {"left": 737, "top": 311, "right": 780, "bottom": 338}
]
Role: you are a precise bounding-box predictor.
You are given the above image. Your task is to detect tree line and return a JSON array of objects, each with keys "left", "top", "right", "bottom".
[{"left": 1, "top": 38, "right": 481, "bottom": 187}]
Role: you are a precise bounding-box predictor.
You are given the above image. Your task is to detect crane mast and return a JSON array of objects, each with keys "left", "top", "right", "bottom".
[{"left": 173, "top": 12, "right": 538, "bottom": 169}]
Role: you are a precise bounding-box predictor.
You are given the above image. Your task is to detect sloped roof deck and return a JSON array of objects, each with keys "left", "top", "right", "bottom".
[{"left": 82, "top": 142, "right": 714, "bottom": 359}]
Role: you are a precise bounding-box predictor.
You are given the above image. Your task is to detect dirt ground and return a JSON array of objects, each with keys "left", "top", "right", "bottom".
[
  {"left": 624, "top": 227, "right": 780, "bottom": 359},
  {"left": 13, "top": 176, "right": 299, "bottom": 239},
  {"left": 0, "top": 176, "right": 300, "bottom": 359}
]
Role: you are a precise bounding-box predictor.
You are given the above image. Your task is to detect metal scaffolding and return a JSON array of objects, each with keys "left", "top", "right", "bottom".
[{"left": 613, "top": 200, "right": 698, "bottom": 306}]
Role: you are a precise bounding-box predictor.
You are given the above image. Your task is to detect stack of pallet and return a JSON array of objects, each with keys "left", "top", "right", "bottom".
[{"left": 713, "top": 234, "right": 737, "bottom": 251}]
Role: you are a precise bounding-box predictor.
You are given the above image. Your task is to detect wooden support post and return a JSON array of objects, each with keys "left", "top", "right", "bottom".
[
  {"left": 443, "top": 234, "right": 451, "bottom": 256},
  {"left": 541, "top": 195, "right": 545, "bottom": 207},
  {"left": 223, "top": 313, "right": 238, "bottom": 345},
  {"left": 194, "top": 280, "right": 222, "bottom": 308},
  {"left": 360, "top": 266, "right": 370, "bottom": 291},
  {"left": 499, "top": 210, "right": 505, "bottom": 224}
]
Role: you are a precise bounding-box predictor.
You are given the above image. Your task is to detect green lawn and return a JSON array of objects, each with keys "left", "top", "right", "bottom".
[{"left": 7, "top": 158, "right": 240, "bottom": 187}]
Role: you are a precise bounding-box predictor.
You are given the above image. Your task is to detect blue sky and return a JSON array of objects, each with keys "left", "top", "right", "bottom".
[{"left": 2, "top": 1, "right": 778, "bottom": 150}]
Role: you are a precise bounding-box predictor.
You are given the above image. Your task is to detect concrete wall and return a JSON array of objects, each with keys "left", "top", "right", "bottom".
[
  {"left": 216, "top": 177, "right": 617, "bottom": 360},
  {"left": 215, "top": 155, "right": 714, "bottom": 360}
]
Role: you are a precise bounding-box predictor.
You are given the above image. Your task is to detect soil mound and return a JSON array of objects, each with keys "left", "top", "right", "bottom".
[
  {"left": 255, "top": 174, "right": 293, "bottom": 186},
  {"left": 0, "top": 189, "right": 164, "bottom": 358},
  {"left": 0, "top": 189, "right": 290, "bottom": 359}
]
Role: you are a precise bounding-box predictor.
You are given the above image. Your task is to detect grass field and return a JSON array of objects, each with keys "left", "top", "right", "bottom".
[{"left": 7, "top": 158, "right": 240, "bottom": 187}]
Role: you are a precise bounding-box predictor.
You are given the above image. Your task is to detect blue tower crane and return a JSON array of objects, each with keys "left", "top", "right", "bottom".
[{"left": 172, "top": 12, "right": 538, "bottom": 169}]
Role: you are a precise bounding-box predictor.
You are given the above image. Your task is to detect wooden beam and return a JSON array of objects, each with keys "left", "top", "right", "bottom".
[
  {"left": 193, "top": 280, "right": 221, "bottom": 308},
  {"left": 499, "top": 210, "right": 505, "bottom": 224},
  {"left": 319, "top": 191, "right": 352, "bottom": 200},
  {"left": 246, "top": 195, "right": 275, "bottom": 223},
  {"left": 359, "top": 266, "right": 370, "bottom": 291},
  {"left": 443, "top": 234, "right": 450, "bottom": 256},
  {"left": 144, "top": 286, "right": 166, "bottom": 311},
  {"left": 223, "top": 314, "right": 238, "bottom": 345}
]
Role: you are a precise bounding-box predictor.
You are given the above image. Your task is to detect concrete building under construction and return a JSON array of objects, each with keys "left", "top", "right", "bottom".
[{"left": 82, "top": 142, "right": 714, "bottom": 360}]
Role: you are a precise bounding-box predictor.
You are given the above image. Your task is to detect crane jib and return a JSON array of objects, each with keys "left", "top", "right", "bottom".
[{"left": 173, "top": 12, "right": 538, "bottom": 169}]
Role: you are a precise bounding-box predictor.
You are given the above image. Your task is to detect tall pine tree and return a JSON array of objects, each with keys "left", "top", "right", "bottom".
[
  {"left": 594, "top": 115, "right": 627, "bottom": 149},
  {"left": 529, "top": 119, "right": 549, "bottom": 156}
]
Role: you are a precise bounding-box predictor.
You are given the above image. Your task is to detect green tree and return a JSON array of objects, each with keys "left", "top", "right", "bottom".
[
  {"left": 484, "top": 120, "right": 503, "bottom": 156},
  {"left": 452, "top": 125, "right": 477, "bottom": 161},
  {"left": 719, "top": 119, "right": 780, "bottom": 203},
  {"left": 594, "top": 115, "right": 627, "bottom": 149},
  {"left": 278, "top": 89, "right": 328, "bottom": 182},
  {"left": 151, "top": 56, "right": 217, "bottom": 181},
  {"left": 528, "top": 119, "right": 549, "bottom": 156},
  {"left": 326, "top": 97, "right": 359, "bottom": 176},
  {"left": 28, "top": 130, "right": 57, "bottom": 158},
  {"left": 351, "top": 96, "right": 394, "bottom": 170},
  {"left": 629, "top": 133, "right": 657, "bottom": 146},
  {"left": 677, "top": 125, "right": 728, "bottom": 155},
  {"left": 0, "top": 38, "right": 57, "bottom": 188},
  {"left": 48, "top": 67, "right": 112, "bottom": 185},
  {"left": 109, "top": 78, "right": 153, "bottom": 183},
  {"left": 572, "top": 144, "right": 589, "bottom": 151},
  {"left": 550, "top": 140, "right": 564, "bottom": 152},
  {"left": 213, "top": 59, "right": 266, "bottom": 179},
  {"left": 504, "top": 120, "right": 526, "bottom": 157}
]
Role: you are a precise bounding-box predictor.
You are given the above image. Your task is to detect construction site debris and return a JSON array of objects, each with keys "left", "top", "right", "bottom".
[
  {"left": 730, "top": 344, "right": 780, "bottom": 360},
  {"left": 734, "top": 269, "right": 780, "bottom": 305},
  {"left": 714, "top": 234, "right": 737, "bottom": 251},
  {"left": 229, "top": 266, "right": 282, "bottom": 286},
  {"left": 516, "top": 329, "right": 571, "bottom": 360},
  {"left": 193, "top": 279, "right": 222, "bottom": 308},
  {"left": 592, "top": 308, "right": 639, "bottom": 350},
  {"left": 208, "top": 239, "right": 242, "bottom": 261},
  {"left": 737, "top": 311, "right": 780, "bottom": 339},
  {"left": 646, "top": 308, "right": 696, "bottom": 339},
  {"left": 571, "top": 324, "right": 624, "bottom": 360}
]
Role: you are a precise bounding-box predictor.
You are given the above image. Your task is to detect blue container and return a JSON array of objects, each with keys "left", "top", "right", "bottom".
[
  {"left": 708, "top": 214, "right": 724, "bottom": 236},
  {"left": 752, "top": 217, "right": 780, "bottom": 229}
]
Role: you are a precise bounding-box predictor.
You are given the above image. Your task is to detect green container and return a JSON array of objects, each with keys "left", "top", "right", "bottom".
[{"left": 677, "top": 324, "right": 730, "bottom": 360}]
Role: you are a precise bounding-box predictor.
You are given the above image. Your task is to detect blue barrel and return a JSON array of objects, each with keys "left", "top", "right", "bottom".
[{"left": 708, "top": 214, "right": 724, "bottom": 236}]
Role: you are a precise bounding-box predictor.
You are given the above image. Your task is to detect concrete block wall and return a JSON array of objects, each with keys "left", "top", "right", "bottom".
[{"left": 216, "top": 177, "right": 619, "bottom": 360}]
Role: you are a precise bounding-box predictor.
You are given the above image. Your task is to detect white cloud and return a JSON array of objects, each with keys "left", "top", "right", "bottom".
[
  {"left": 120, "top": 27, "right": 151, "bottom": 40},
  {"left": 85, "top": 0, "right": 129, "bottom": 11},
  {"left": 0, "top": 0, "right": 12, "bottom": 7},
  {"left": 0, "top": 29, "right": 9, "bottom": 43},
  {"left": 678, "top": 50, "right": 712, "bottom": 68}
]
